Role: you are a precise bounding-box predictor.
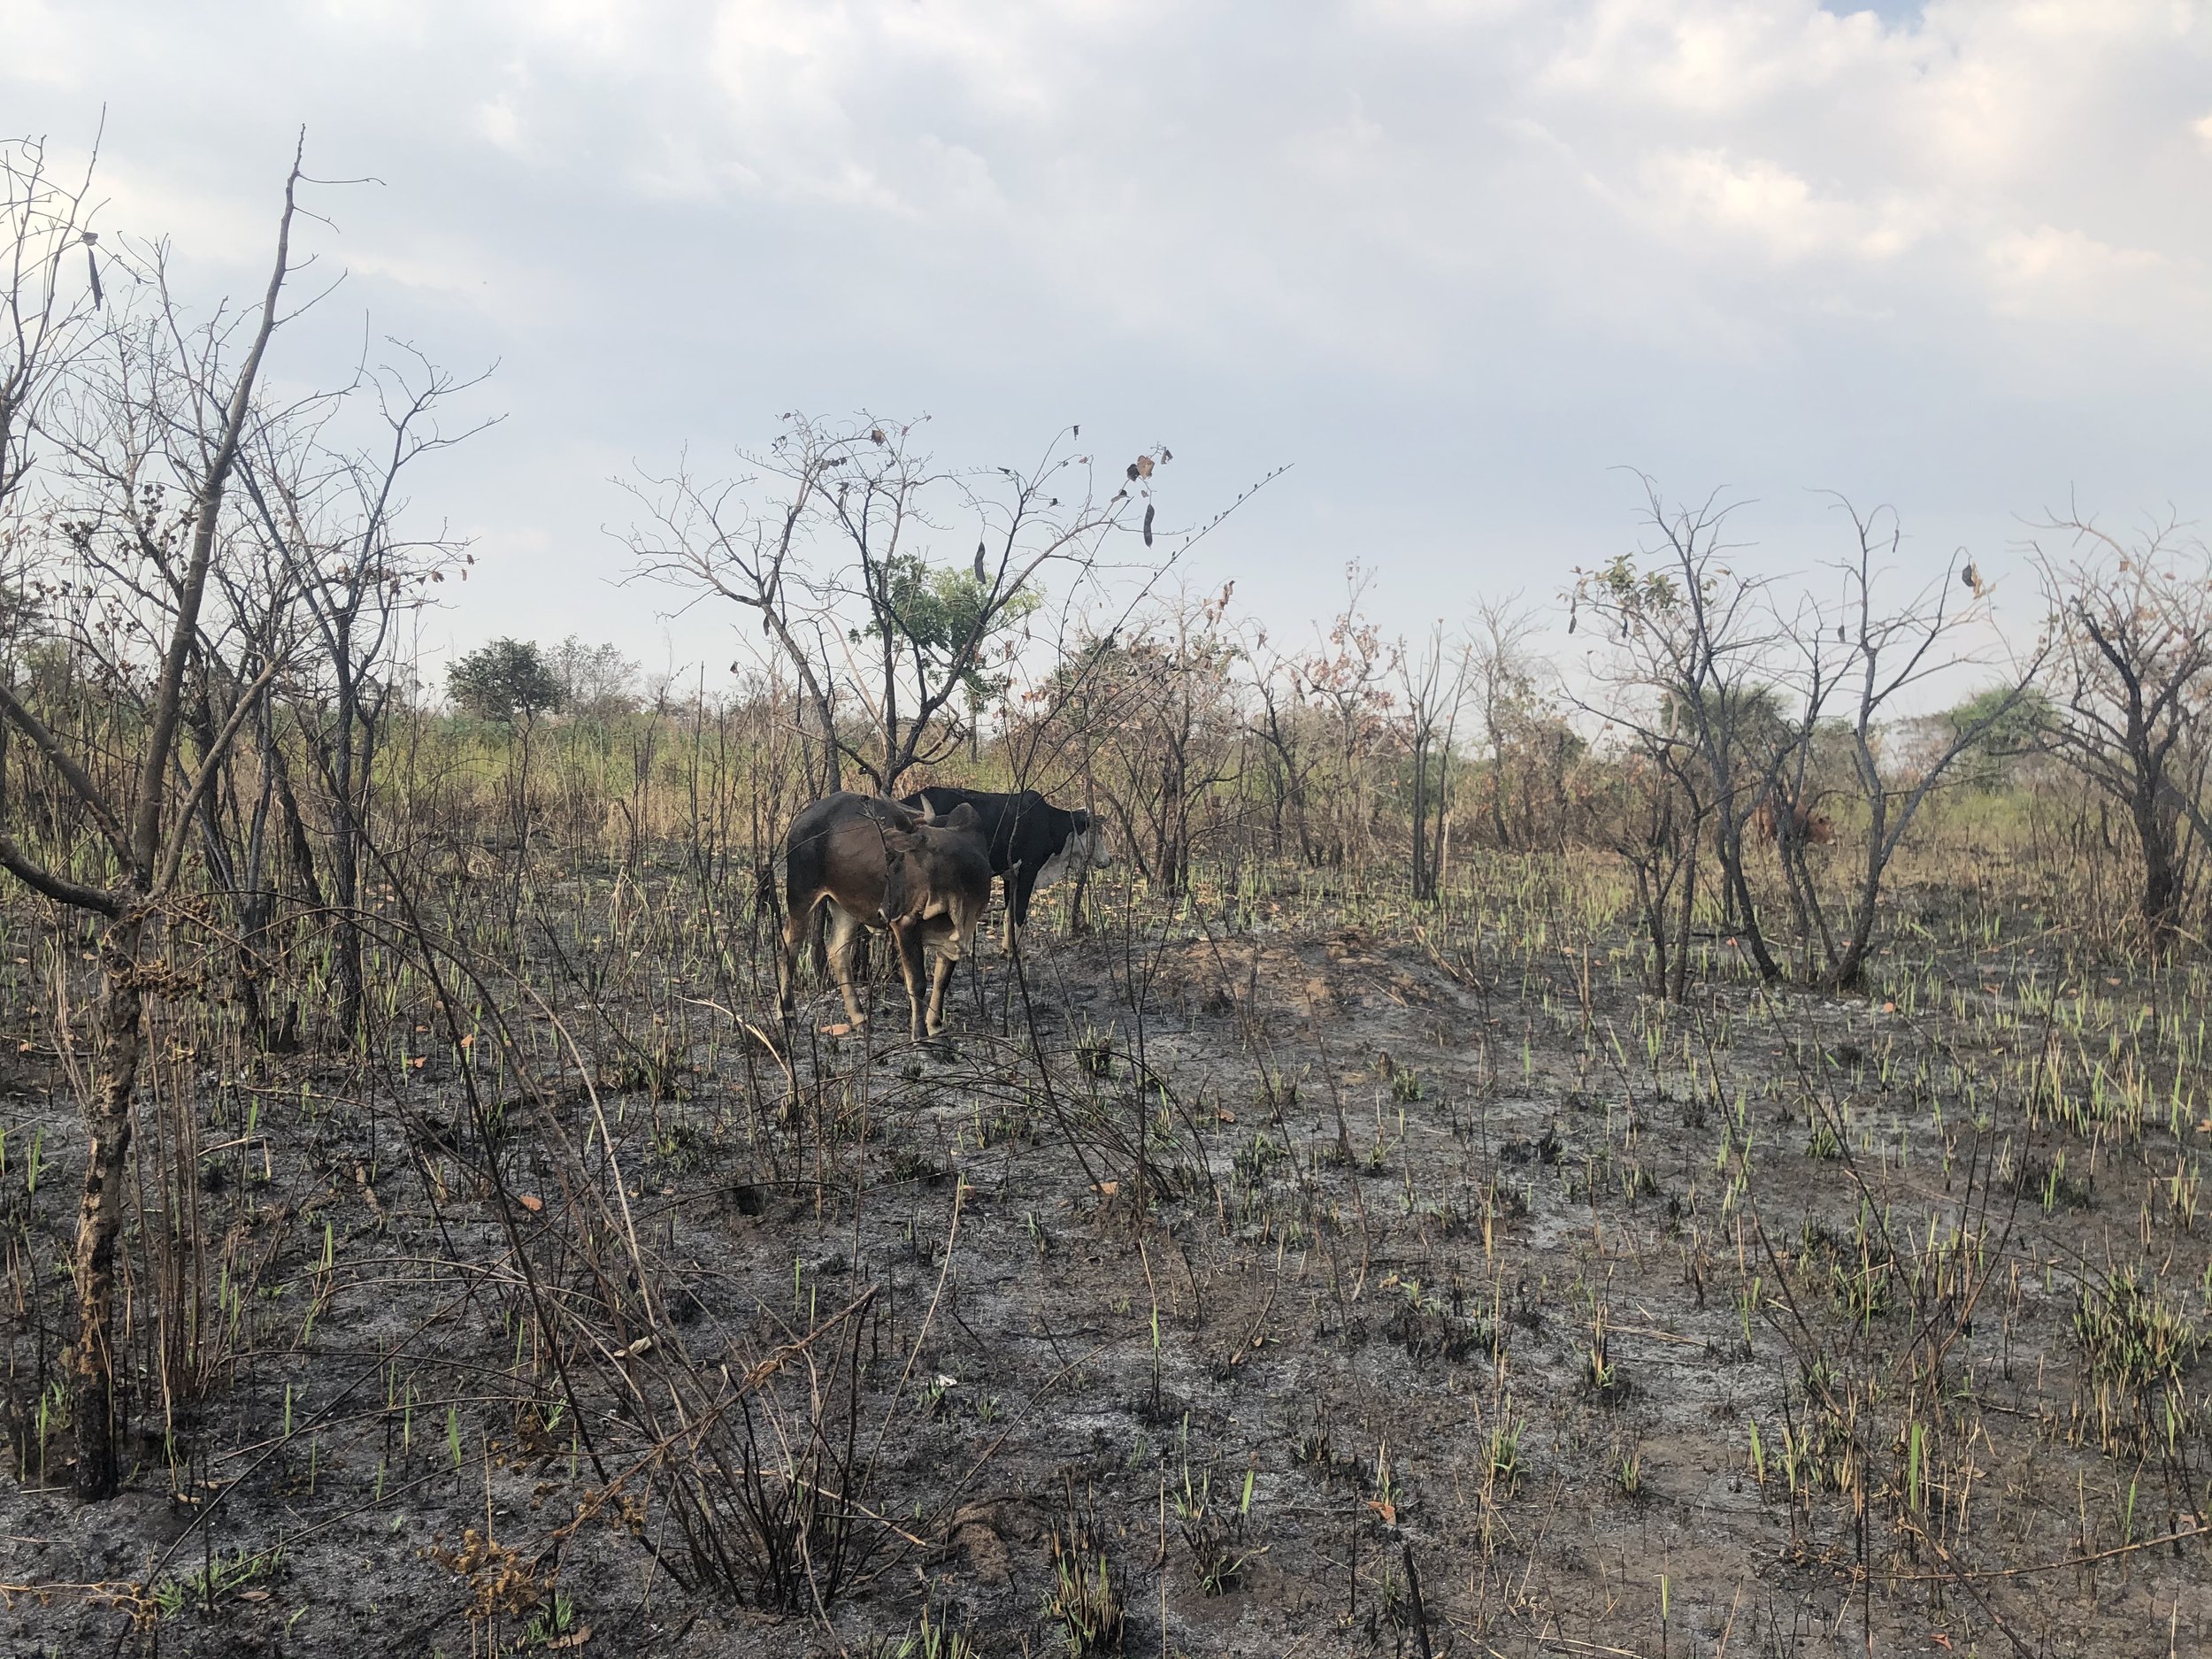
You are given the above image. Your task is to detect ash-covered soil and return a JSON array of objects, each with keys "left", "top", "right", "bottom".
[{"left": 7, "top": 877, "right": 2212, "bottom": 1656}]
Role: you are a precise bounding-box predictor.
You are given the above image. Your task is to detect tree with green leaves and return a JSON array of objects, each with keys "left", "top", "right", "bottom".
[
  {"left": 1933, "top": 682, "right": 2054, "bottom": 792},
  {"left": 448, "top": 636, "right": 565, "bottom": 722},
  {"left": 857, "top": 552, "right": 1041, "bottom": 748}
]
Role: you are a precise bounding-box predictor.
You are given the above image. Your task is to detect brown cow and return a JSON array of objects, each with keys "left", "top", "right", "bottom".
[
  {"left": 1753, "top": 797, "right": 1835, "bottom": 847},
  {"left": 778, "top": 792, "right": 993, "bottom": 1041}
]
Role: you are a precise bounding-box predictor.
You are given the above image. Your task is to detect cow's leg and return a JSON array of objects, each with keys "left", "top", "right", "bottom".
[
  {"left": 1003, "top": 864, "right": 1032, "bottom": 954},
  {"left": 825, "top": 904, "right": 869, "bottom": 1029},
  {"left": 891, "top": 918, "right": 928, "bottom": 1041},
  {"left": 931, "top": 909, "right": 974, "bottom": 1036},
  {"left": 779, "top": 892, "right": 818, "bottom": 1022},
  {"left": 927, "top": 951, "right": 957, "bottom": 1037}
]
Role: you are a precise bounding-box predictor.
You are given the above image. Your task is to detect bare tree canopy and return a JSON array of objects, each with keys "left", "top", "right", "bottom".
[
  {"left": 1572, "top": 480, "right": 2040, "bottom": 994},
  {"left": 626, "top": 414, "right": 1172, "bottom": 797},
  {"left": 2032, "top": 511, "right": 2212, "bottom": 933}
]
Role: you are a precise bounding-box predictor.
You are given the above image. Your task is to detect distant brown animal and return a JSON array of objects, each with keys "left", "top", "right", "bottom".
[
  {"left": 778, "top": 792, "right": 993, "bottom": 1041},
  {"left": 1753, "top": 798, "right": 1835, "bottom": 847}
]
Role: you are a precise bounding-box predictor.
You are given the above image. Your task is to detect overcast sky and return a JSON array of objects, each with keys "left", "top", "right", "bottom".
[{"left": 7, "top": 0, "right": 2209, "bottom": 684}]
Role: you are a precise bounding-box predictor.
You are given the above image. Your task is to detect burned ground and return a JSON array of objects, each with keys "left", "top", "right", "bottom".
[{"left": 6, "top": 840, "right": 2212, "bottom": 1657}]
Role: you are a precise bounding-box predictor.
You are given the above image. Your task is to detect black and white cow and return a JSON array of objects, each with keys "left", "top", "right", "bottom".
[{"left": 899, "top": 786, "right": 1111, "bottom": 949}]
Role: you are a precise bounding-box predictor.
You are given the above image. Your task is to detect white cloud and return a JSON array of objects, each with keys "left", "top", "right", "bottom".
[
  {"left": 476, "top": 96, "right": 522, "bottom": 153},
  {"left": 0, "top": 0, "right": 88, "bottom": 86},
  {"left": 1634, "top": 150, "right": 1928, "bottom": 264},
  {"left": 3, "top": 0, "right": 2210, "bottom": 657},
  {"left": 1984, "top": 224, "right": 2184, "bottom": 320}
]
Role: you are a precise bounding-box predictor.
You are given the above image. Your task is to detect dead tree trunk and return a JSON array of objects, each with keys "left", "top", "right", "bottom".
[{"left": 71, "top": 906, "right": 147, "bottom": 1495}]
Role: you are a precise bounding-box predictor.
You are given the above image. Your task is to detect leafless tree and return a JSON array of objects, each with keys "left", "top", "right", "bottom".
[
  {"left": 237, "top": 348, "right": 490, "bottom": 1035},
  {"left": 1244, "top": 624, "right": 1323, "bottom": 864},
  {"left": 1400, "top": 624, "right": 1468, "bottom": 902},
  {"left": 1765, "top": 498, "right": 2041, "bottom": 987},
  {"left": 1087, "top": 585, "right": 1242, "bottom": 897},
  {"left": 825, "top": 420, "right": 1158, "bottom": 795},
  {"left": 2030, "top": 511, "right": 2212, "bottom": 934},
  {"left": 550, "top": 634, "right": 642, "bottom": 719},
  {"left": 629, "top": 413, "right": 1166, "bottom": 798},
  {"left": 1571, "top": 480, "right": 1789, "bottom": 983},
  {"left": 1465, "top": 595, "right": 1548, "bottom": 849},
  {"left": 624, "top": 429, "right": 851, "bottom": 793},
  {"left": 0, "top": 147, "right": 303, "bottom": 1498},
  {"left": 0, "top": 134, "right": 105, "bottom": 520},
  {"left": 1294, "top": 565, "right": 1399, "bottom": 867},
  {"left": 177, "top": 477, "right": 308, "bottom": 1042},
  {"left": 1578, "top": 482, "right": 2040, "bottom": 994},
  {"left": 1600, "top": 738, "right": 1709, "bottom": 1001}
]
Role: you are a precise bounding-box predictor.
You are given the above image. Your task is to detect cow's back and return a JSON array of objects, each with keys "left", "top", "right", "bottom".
[
  {"left": 786, "top": 792, "right": 918, "bottom": 907},
  {"left": 905, "top": 787, "right": 1064, "bottom": 876}
]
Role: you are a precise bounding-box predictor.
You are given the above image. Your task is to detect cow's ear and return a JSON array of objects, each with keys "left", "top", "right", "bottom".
[
  {"left": 946, "top": 803, "right": 981, "bottom": 831},
  {"left": 1072, "top": 810, "right": 1093, "bottom": 833}
]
